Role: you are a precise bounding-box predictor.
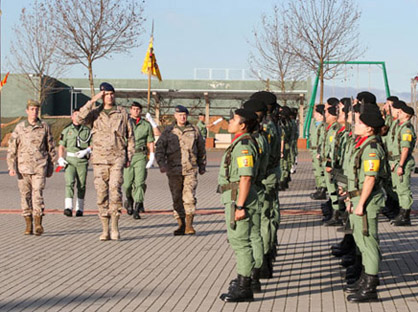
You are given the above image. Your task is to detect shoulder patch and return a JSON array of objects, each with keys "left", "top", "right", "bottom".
[
  {"left": 370, "top": 142, "right": 377, "bottom": 148},
  {"left": 237, "top": 155, "right": 253, "bottom": 168},
  {"left": 241, "top": 150, "right": 249, "bottom": 154},
  {"left": 368, "top": 153, "right": 376, "bottom": 157},
  {"left": 241, "top": 139, "right": 249, "bottom": 145}
]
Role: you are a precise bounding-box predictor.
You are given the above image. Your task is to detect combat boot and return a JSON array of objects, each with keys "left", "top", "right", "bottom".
[
  {"left": 250, "top": 268, "right": 262, "bottom": 293},
  {"left": 124, "top": 197, "right": 134, "bottom": 215},
  {"left": 174, "top": 217, "right": 185, "bottom": 236},
  {"left": 64, "top": 198, "right": 73, "bottom": 217},
  {"left": 391, "top": 208, "right": 411, "bottom": 226},
  {"left": 185, "top": 214, "right": 196, "bottom": 235},
  {"left": 324, "top": 210, "right": 343, "bottom": 226},
  {"left": 34, "top": 215, "right": 44, "bottom": 236},
  {"left": 24, "top": 216, "right": 33, "bottom": 235},
  {"left": 75, "top": 198, "right": 84, "bottom": 217},
  {"left": 344, "top": 270, "right": 366, "bottom": 293},
  {"left": 100, "top": 217, "right": 110, "bottom": 241},
  {"left": 259, "top": 253, "right": 273, "bottom": 279},
  {"left": 311, "top": 187, "right": 327, "bottom": 200},
  {"left": 133, "top": 203, "right": 142, "bottom": 220},
  {"left": 110, "top": 215, "right": 120, "bottom": 240},
  {"left": 220, "top": 274, "right": 254, "bottom": 302},
  {"left": 347, "top": 274, "right": 379, "bottom": 302}
]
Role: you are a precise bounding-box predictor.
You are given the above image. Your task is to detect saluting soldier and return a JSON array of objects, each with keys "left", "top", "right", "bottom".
[
  {"left": 58, "top": 108, "right": 92, "bottom": 217},
  {"left": 389, "top": 101, "right": 416, "bottom": 226},
  {"left": 155, "top": 105, "right": 206, "bottom": 235},
  {"left": 123, "top": 101, "right": 155, "bottom": 220},
  {"left": 344, "top": 103, "right": 386, "bottom": 303},
  {"left": 76, "top": 82, "right": 135, "bottom": 241},
  {"left": 7, "top": 100, "right": 56, "bottom": 236},
  {"left": 218, "top": 109, "right": 259, "bottom": 302}
]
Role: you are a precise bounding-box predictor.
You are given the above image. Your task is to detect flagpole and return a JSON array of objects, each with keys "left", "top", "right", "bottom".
[{"left": 147, "top": 66, "right": 151, "bottom": 112}]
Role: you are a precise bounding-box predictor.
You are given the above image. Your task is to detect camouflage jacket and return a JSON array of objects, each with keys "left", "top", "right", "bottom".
[
  {"left": 7, "top": 119, "right": 57, "bottom": 175},
  {"left": 76, "top": 101, "right": 134, "bottom": 165},
  {"left": 155, "top": 122, "right": 206, "bottom": 175}
]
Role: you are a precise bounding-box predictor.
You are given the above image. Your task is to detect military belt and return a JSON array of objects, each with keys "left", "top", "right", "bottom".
[
  {"left": 217, "top": 182, "right": 240, "bottom": 193},
  {"left": 348, "top": 190, "right": 361, "bottom": 198},
  {"left": 388, "top": 155, "right": 400, "bottom": 161},
  {"left": 135, "top": 146, "right": 147, "bottom": 154}
]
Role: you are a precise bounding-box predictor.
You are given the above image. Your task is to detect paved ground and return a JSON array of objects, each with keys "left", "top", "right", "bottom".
[{"left": 0, "top": 149, "right": 418, "bottom": 311}]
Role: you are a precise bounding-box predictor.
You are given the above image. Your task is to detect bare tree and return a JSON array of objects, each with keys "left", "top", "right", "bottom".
[
  {"left": 285, "top": 0, "right": 363, "bottom": 103},
  {"left": 7, "top": 0, "right": 67, "bottom": 105},
  {"left": 48, "top": 0, "right": 146, "bottom": 96},
  {"left": 249, "top": 6, "right": 304, "bottom": 99}
]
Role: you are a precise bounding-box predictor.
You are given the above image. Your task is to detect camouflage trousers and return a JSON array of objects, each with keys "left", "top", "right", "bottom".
[
  {"left": 93, "top": 163, "right": 124, "bottom": 217},
  {"left": 18, "top": 173, "right": 46, "bottom": 217},
  {"left": 167, "top": 172, "right": 198, "bottom": 219}
]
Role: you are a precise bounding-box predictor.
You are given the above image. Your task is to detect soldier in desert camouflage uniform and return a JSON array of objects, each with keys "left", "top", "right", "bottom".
[
  {"left": 76, "top": 82, "right": 134, "bottom": 241},
  {"left": 155, "top": 105, "right": 207, "bottom": 236},
  {"left": 7, "top": 100, "right": 56, "bottom": 236}
]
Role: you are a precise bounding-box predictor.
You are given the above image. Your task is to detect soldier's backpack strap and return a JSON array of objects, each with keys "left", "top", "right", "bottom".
[{"left": 353, "top": 138, "right": 379, "bottom": 190}]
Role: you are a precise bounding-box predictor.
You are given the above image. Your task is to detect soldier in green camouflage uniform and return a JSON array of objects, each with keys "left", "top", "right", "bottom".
[
  {"left": 218, "top": 109, "right": 259, "bottom": 303},
  {"left": 345, "top": 103, "right": 385, "bottom": 303},
  {"left": 58, "top": 108, "right": 92, "bottom": 217},
  {"left": 310, "top": 105, "right": 327, "bottom": 200},
  {"left": 322, "top": 98, "right": 341, "bottom": 225},
  {"left": 123, "top": 102, "right": 155, "bottom": 220},
  {"left": 7, "top": 100, "right": 56, "bottom": 236},
  {"left": 196, "top": 113, "right": 208, "bottom": 139},
  {"left": 389, "top": 101, "right": 416, "bottom": 226}
]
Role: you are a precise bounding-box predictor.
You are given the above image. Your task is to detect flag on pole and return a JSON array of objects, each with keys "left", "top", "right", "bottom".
[
  {"left": 0, "top": 72, "right": 10, "bottom": 88},
  {"left": 141, "top": 37, "right": 162, "bottom": 81}
]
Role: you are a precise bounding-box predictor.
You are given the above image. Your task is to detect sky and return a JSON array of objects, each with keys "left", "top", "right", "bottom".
[{"left": 1, "top": 0, "right": 418, "bottom": 99}]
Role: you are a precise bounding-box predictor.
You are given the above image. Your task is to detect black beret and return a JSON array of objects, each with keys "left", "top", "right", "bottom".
[
  {"left": 356, "top": 91, "right": 376, "bottom": 104},
  {"left": 99, "top": 82, "right": 115, "bottom": 92},
  {"left": 235, "top": 108, "right": 258, "bottom": 121},
  {"left": 387, "top": 96, "right": 399, "bottom": 102},
  {"left": 175, "top": 105, "right": 189, "bottom": 114},
  {"left": 340, "top": 98, "right": 351, "bottom": 114},
  {"left": 250, "top": 91, "right": 277, "bottom": 106},
  {"left": 327, "top": 97, "right": 339, "bottom": 106},
  {"left": 242, "top": 99, "right": 267, "bottom": 113},
  {"left": 280, "top": 106, "right": 292, "bottom": 117},
  {"left": 359, "top": 113, "right": 385, "bottom": 128},
  {"left": 392, "top": 100, "right": 406, "bottom": 109},
  {"left": 400, "top": 104, "right": 415, "bottom": 116},
  {"left": 327, "top": 106, "right": 337, "bottom": 116},
  {"left": 315, "top": 104, "right": 325, "bottom": 114},
  {"left": 198, "top": 113, "right": 205, "bottom": 116}
]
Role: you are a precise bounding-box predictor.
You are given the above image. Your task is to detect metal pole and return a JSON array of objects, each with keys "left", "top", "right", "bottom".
[{"left": 0, "top": 0, "right": 2, "bottom": 142}]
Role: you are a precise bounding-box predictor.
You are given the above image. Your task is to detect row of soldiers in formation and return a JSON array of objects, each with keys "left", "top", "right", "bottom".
[
  {"left": 6, "top": 83, "right": 300, "bottom": 303},
  {"left": 308, "top": 92, "right": 416, "bottom": 303}
]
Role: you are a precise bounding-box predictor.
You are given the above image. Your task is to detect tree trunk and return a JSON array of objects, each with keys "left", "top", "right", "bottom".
[
  {"left": 88, "top": 60, "right": 95, "bottom": 97},
  {"left": 319, "top": 64, "right": 324, "bottom": 105}
]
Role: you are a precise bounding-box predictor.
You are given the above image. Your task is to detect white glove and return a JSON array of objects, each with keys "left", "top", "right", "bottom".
[
  {"left": 146, "top": 152, "right": 155, "bottom": 169},
  {"left": 75, "top": 147, "right": 91, "bottom": 159},
  {"left": 212, "top": 117, "right": 223, "bottom": 125},
  {"left": 58, "top": 157, "right": 68, "bottom": 167},
  {"left": 145, "top": 113, "right": 158, "bottom": 128}
]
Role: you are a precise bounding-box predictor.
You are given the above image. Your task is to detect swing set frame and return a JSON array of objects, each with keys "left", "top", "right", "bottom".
[{"left": 303, "top": 61, "right": 391, "bottom": 145}]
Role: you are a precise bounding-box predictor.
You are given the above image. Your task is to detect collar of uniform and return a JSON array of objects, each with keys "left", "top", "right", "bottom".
[
  {"left": 174, "top": 121, "right": 191, "bottom": 130},
  {"left": 355, "top": 136, "right": 369, "bottom": 148},
  {"left": 134, "top": 117, "right": 142, "bottom": 125},
  {"left": 232, "top": 132, "right": 246, "bottom": 143},
  {"left": 337, "top": 125, "right": 346, "bottom": 133},
  {"left": 399, "top": 120, "right": 410, "bottom": 126},
  {"left": 25, "top": 118, "right": 42, "bottom": 128},
  {"left": 326, "top": 122, "right": 336, "bottom": 131}
]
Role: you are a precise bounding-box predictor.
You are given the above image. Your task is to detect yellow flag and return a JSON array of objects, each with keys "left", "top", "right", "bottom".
[{"left": 141, "top": 37, "right": 162, "bottom": 81}]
